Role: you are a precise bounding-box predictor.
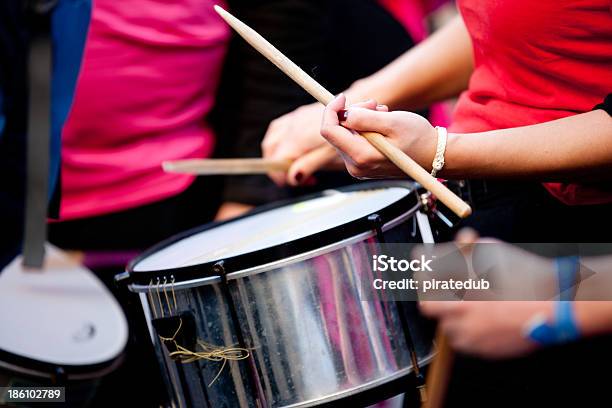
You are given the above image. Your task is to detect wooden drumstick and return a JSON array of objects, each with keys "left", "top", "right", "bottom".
[
  {"left": 422, "top": 330, "right": 454, "bottom": 408},
  {"left": 163, "top": 144, "right": 340, "bottom": 176},
  {"left": 213, "top": 5, "right": 472, "bottom": 219},
  {"left": 163, "top": 158, "right": 292, "bottom": 175}
]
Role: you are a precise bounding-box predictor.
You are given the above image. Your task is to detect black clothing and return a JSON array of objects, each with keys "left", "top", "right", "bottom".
[
  {"left": 48, "top": 176, "right": 222, "bottom": 251},
  {"left": 0, "top": 1, "right": 29, "bottom": 269},
  {"left": 451, "top": 181, "right": 612, "bottom": 242},
  {"left": 446, "top": 335, "right": 612, "bottom": 408},
  {"left": 436, "top": 180, "right": 612, "bottom": 408}
]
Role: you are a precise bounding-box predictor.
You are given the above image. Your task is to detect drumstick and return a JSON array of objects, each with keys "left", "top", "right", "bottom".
[
  {"left": 163, "top": 158, "right": 292, "bottom": 175},
  {"left": 163, "top": 144, "right": 340, "bottom": 176},
  {"left": 213, "top": 5, "right": 472, "bottom": 219},
  {"left": 422, "top": 330, "right": 454, "bottom": 408}
]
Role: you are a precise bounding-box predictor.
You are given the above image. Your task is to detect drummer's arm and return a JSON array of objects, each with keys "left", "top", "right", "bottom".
[
  {"left": 262, "top": 15, "right": 473, "bottom": 185},
  {"left": 344, "top": 15, "right": 473, "bottom": 110},
  {"left": 574, "top": 302, "right": 612, "bottom": 337},
  {"left": 443, "top": 109, "right": 612, "bottom": 181}
]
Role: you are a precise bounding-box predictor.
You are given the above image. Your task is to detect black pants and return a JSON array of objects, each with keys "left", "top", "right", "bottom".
[
  {"left": 447, "top": 180, "right": 612, "bottom": 243},
  {"left": 48, "top": 176, "right": 222, "bottom": 251},
  {"left": 445, "top": 336, "right": 612, "bottom": 408},
  {"left": 439, "top": 181, "right": 612, "bottom": 407}
]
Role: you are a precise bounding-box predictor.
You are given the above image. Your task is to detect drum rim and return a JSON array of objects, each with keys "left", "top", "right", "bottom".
[
  {"left": 127, "top": 205, "right": 421, "bottom": 292},
  {"left": 122, "top": 181, "right": 422, "bottom": 286},
  {"left": 282, "top": 351, "right": 435, "bottom": 408},
  {"left": 0, "top": 347, "right": 125, "bottom": 380}
]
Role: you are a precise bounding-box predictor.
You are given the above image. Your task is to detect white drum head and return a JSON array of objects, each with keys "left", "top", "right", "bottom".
[
  {"left": 134, "top": 187, "right": 410, "bottom": 272},
  {"left": 0, "top": 245, "right": 128, "bottom": 368}
]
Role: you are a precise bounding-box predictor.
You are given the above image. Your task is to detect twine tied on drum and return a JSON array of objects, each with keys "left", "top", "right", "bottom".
[{"left": 147, "top": 277, "right": 250, "bottom": 387}]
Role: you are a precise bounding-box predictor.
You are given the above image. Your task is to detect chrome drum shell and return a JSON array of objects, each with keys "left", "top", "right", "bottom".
[{"left": 124, "top": 183, "right": 435, "bottom": 408}]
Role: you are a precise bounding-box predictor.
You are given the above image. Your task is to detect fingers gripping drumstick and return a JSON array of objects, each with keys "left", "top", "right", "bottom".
[{"left": 214, "top": 5, "right": 471, "bottom": 218}]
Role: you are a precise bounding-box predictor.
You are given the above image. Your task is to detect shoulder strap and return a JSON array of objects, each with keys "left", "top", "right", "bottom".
[{"left": 22, "top": 35, "right": 51, "bottom": 268}]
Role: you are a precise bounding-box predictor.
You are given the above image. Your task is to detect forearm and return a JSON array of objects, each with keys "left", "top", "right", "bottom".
[
  {"left": 574, "top": 302, "right": 612, "bottom": 337},
  {"left": 345, "top": 15, "right": 473, "bottom": 110},
  {"left": 443, "top": 110, "right": 612, "bottom": 181}
]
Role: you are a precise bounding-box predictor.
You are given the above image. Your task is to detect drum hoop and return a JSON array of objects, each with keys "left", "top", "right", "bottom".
[
  {"left": 127, "top": 199, "right": 420, "bottom": 292},
  {"left": 0, "top": 348, "right": 125, "bottom": 380},
  {"left": 122, "top": 181, "right": 422, "bottom": 287}
]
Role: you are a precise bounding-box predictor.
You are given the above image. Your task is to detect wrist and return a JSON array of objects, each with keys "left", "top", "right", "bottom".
[
  {"left": 555, "top": 256, "right": 580, "bottom": 301},
  {"left": 573, "top": 302, "right": 612, "bottom": 337},
  {"left": 524, "top": 301, "right": 581, "bottom": 346},
  {"left": 401, "top": 119, "right": 439, "bottom": 171},
  {"left": 573, "top": 302, "right": 591, "bottom": 336},
  {"left": 436, "top": 131, "right": 462, "bottom": 178}
]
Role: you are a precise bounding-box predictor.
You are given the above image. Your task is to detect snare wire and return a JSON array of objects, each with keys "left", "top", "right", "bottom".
[{"left": 152, "top": 278, "right": 250, "bottom": 387}]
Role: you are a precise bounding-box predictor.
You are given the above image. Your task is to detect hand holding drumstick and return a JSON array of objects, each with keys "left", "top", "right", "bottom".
[
  {"left": 213, "top": 5, "right": 471, "bottom": 219},
  {"left": 322, "top": 94, "right": 439, "bottom": 180},
  {"left": 263, "top": 99, "right": 389, "bottom": 186}
]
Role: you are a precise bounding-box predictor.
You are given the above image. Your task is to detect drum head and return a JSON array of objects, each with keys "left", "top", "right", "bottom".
[
  {"left": 0, "top": 245, "right": 128, "bottom": 377},
  {"left": 127, "top": 181, "right": 420, "bottom": 284}
]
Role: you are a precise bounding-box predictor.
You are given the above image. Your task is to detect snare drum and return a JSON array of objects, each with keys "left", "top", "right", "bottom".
[
  {"left": 118, "top": 182, "right": 436, "bottom": 408},
  {"left": 0, "top": 245, "right": 128, "bottom": 405}
]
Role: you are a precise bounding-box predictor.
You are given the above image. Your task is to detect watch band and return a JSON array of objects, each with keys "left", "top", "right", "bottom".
[
  {"left": 555, "top": 256, "right": 580, "bottom": 301},
  {"left": 524, "top": 301, "right": 580, "bottom": 346}
]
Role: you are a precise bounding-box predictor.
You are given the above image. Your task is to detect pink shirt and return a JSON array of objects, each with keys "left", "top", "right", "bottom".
[{"left": 59, "top": 0, "right": 230, "bottom": 220}]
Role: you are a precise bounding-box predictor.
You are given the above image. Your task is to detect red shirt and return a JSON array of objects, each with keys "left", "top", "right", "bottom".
[{"left": 451, "top": 0, "right": 612, "bottom": 205}]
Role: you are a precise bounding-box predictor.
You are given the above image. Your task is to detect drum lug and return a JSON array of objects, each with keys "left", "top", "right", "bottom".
[
  {"left": 52, "top": 366, "right": 67, "bottom": 385},
  {"left": 367, "top": 214, "right": 386, "bottom": 243},
  {"left": 419, "top": 192, "right": 435, "bottom": 214},
  {"left": 212, "top": 261, "right": 226, "bottom": 279},
  {"left": 420, "top": 191, "right": 455, "bottom": 229},
  {"left": 214, "top": 260, "right": 268, "bottom": 407}
]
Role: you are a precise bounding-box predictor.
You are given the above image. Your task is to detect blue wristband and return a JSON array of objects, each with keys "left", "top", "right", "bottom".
[
  {"left": 0, "top": 89, "right": 5, "bottom": 139},
  {"left": 525, "top": 301, "right": 581, "bottom": 346},
  {"left": 555, "top": 256, "right": 580, "bottom": 301}
]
